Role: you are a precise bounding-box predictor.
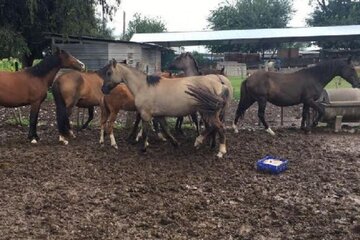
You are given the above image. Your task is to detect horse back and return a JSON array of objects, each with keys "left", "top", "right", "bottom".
[
  {"left": 0, "top": 71, "right": 46, "bottom": 107},
  {"left": 55, "top": 71, "right": 103, "bottom": 107}
]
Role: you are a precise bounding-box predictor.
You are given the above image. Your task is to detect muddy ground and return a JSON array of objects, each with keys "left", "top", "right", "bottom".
[{"left": 0, "top": 99, "right": 359, "bottom": 240}]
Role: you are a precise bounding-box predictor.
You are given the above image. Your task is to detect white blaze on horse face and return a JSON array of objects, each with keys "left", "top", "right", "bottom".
[
  {"left": 77, "top": 59, "right": 85, "bottom": 70},
  {"left": 110, "top": 133, "right": 118, "bottom": 149},
  {"left": 59, "top": 135, "right": 69, "bottom": 145},
  {"left": 266, "top": 128, "right": 276, "bottom": 136}
]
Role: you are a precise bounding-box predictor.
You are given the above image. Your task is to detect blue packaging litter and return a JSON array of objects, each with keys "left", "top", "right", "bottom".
[{"left": 256, "top": 155, "right": 288, "bottom": 174}]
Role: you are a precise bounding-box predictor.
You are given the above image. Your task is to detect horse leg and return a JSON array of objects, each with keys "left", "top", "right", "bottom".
[
  {"left": 233, "top": 97, "right": 255, "bottom": 134},
  {"left": 215, "top": 120, "right": 227, "bottom": 158},
  {"left": 301, "top": 104, "right": 310, "bottom": 131},
  {"left": 307, "top": 100, "right": 325, "bottom": 129},
  {"left": 127, "top": 112, "right": 141, "bottom": 143},
  {"left": 28, "top": 101, "right": 41, "bottom": 143},
  {"left": 190, "top": 112, "right": 200, "bottom": 135},
  {"left": 99, "top": 106, "right": 108, "bottom": 146},
  {"left": 140, "top": 120, "right": 151, "bottom": 152},
  {"left": 155, "top": 117, "right": 179, "bottom": 147},
  {"left": 152, "top": 118, "right": 167, "bottom": 142},
  {"left": 80, "top": 107, "right": 94, "bottom": 130},
  {"left": 66, "top": 107, "right": 76, "bottom": 139},
  {"left": 107, "top": 111, "right": 119, "bottom": 149},
  {"left": 257, "top": 98, "right": 275, "bottom": 136},
  {"left": 175, "top": 117, "right": 185, "bottom": 135}
]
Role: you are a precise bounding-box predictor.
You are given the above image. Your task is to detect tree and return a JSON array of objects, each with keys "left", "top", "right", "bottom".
[
  {"left": 207, "top": 0, "right": 294, "bottom": 53},
  {"left": 0, "top": 0, "right": 121, "bottom": 66},
  {"left": 122, "top": 13, "right": 167, "bottom": 41},
  {"left": 307, "top": 0, "right": 360, "bottom": 49}
]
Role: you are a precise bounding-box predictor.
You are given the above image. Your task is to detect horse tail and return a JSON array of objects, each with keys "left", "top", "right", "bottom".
[
  {"left": 185, "top": 85, "right": 229, "bottom": 116},
  {"left": 52, "top": 81, "right": 69, "bottom": 135},
  {"left": 234, "top": 79, "right": 253, "bottom": 125}
]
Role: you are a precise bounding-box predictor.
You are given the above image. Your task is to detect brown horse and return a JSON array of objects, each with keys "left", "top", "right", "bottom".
[
  {"left": 233, "top": 58, "right": 360, "bottom": 134},
  {"left": 0, "top": 47, "right": 85, "bottom": 143},
  {"left": 52, "top": 69, "right": 161, "bottom": 147},
  {"left": 52, "top": 70, "right": 104, "bottom": 145},
  {"left": 100, "top": 60, "right": 231, "bottom": 158}
]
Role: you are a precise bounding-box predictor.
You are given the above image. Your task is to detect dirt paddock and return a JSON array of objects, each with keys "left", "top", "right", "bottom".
[{"left": 0, "top": 99, "right": 359, "bottom": 239}]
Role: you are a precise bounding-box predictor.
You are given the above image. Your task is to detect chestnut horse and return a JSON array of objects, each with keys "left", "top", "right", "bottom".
[
  {"left": 233, "top": 58, "right": 360, "bottom": 134},
  {"left": 100, "top": 60, "right": 231, "bottom": 158},
  {"left": 0, "top": 48, "right": 85, "bottom": 143},
  {"left": 52, "top": 70, "right": 159, "bottom": 147}
]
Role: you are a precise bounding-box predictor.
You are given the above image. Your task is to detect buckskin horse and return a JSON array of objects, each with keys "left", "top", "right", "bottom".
[
  {"left": 0, "top": 47, "right": 85, "bottom": 143},
  {"left": 233, "top": 57, "right": 360, "bottom": 135},
  {"left": 100, "top": 60, "right": 231, "bottom": 158},
  {"left": 169, "top": 52, "right": 234, "bottom": 147}
]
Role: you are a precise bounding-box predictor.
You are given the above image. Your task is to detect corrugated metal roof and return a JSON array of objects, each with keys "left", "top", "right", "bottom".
[{"left": 131, "top": 25, "right": 360, "bottom": 47}]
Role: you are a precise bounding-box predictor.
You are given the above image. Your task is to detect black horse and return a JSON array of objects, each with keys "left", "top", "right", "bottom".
[{"left": 233, "top": 57, "right": 360, "bottom": 134}]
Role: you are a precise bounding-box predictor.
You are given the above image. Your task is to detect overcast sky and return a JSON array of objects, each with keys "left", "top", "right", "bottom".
[
  {"left": 107, "top": 0, "right": 314, "bottom": 52},
  {"left": 108, "top": 0, "right": 313, "bottom": 35}
]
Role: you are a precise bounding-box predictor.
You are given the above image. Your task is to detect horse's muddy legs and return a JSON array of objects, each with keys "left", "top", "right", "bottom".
[
  {"left": 155, "top": 117, "right": 179, "bottom": 147},
  {"left": 28, "top": 102, "right": 41, "bottom": 144},
  {"left": 257, "top": 98, "right": 275, "bottom": 136}
]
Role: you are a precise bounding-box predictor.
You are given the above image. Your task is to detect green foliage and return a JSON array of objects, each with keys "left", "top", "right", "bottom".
[
  {"left": 307, "top": 0, "right": 360, "bottom": 49},
  {"left": 0, "top": 58, "right": 22, "bottom": 71},
  {"left": 207, "top": 0, "right": 294, "bottom": 53},
  {"left": 0, "top": 0, "right": 120, "bottom": 65},
  {"left": 122, "top": 13, "right": 167, "bottom": 41}
]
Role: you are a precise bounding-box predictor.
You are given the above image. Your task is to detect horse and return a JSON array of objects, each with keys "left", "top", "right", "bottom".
[
  {"left": 169, "top": 52, "right": 233, "bottom": 139},
  {"left": 233, "top": 57, "right": 360, "bottom": 135},
  {"left": 0, "top": 47, "right": 85, "bottom": 143},
  {"left": 99, "top": 60, "right": 231, "bottom": 158},
  {"left": 52, "top": 69, "right": 163, "bottom": 147},
  {"left": 52, "top": 70, "right": 105, "bottom": 145}
]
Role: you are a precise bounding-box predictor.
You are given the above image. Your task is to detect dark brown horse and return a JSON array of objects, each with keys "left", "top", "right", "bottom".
[
  {"left": 233, "top": 58, "right": 360, "bottom": 134},
  {"left": 0, "top": 48, "right": 85, "bottom": 143}
]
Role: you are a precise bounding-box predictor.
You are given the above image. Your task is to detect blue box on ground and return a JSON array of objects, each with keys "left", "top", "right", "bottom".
[{"left": 256, "top": 155, "right": 288, "bottom": 174}]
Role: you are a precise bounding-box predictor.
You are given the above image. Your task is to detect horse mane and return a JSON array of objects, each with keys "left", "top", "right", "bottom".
[
  {"left": 299, "top": 58, "right": 346, "bottom": 76},
  {"left": 25, "top": 55, "right": 61, "bottom": 77},
  {"left": 146, "top": 75, "right": 161, "bottom": 86}
]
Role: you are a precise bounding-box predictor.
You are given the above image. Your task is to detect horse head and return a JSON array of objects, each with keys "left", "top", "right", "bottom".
[
  {"left": 340, "top": 57, "right": 360, "bottom": 88},
  {"left": 98, "top": 59, "right": 124, "bottom": 94},
  {"left": 168, "top": 52, "right": 199, "bottom": 75},
  {"left": 55, "top": 47, "right": 85, "bottom": 71}
]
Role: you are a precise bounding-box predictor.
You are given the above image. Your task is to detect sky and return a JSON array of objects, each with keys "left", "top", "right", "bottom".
[{"left": 107, "top": 0, "right": 314, "bottom": 52}]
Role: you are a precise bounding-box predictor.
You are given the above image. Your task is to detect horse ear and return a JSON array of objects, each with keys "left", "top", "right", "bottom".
[
  {"left": 347, "top": 56, "right": 352, "bottom": 64},
  {"left": 111, "top": 59, "right": 117, "bottom": 68}
]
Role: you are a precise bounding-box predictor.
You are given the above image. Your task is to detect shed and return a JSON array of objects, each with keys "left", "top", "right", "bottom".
[{"left": 46, "top": 33, "right": 167, "bottom": 73}]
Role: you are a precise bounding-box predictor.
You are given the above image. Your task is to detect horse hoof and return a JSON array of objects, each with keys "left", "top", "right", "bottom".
[
  {"left": 112, "top": 144, "right": 118, "bottom": 150},
  {"left": 266, "top": 128, "right": 276, "bottom": 136},
  {"left": 30, "top": 139, "right": 38, "bottom": 144},
  {"left": 216, "top": 152, "right": 224, "bottom": 158}
]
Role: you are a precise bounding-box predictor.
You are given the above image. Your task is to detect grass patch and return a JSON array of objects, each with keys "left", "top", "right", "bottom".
[{"left": 6, "top": 117, "right": 29, "bottom": 127}]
